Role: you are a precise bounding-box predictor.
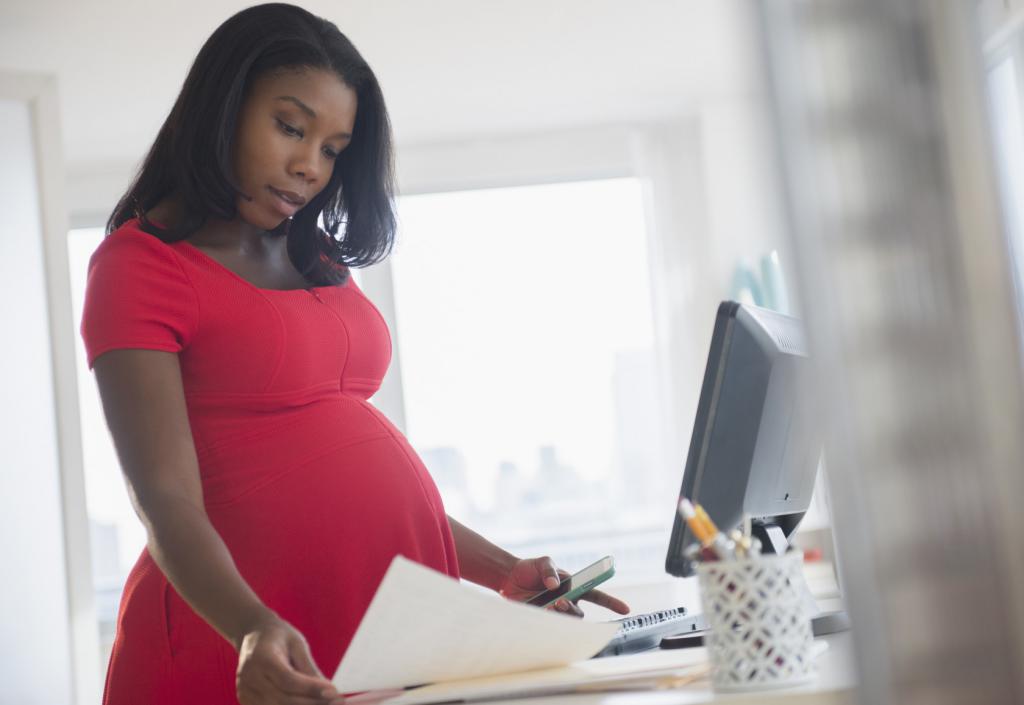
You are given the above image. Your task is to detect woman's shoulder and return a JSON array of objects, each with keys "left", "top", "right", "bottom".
[
  {"left": 91, "top": 218, "right": 186, "bottom": 272},
  {"left": 101, "top": 216, "right": 172, "bottom": 248},
  {"left": 81, "top": 218, "right": 200, "bottom": 367},
  {"left": 87, "top": 219, "right": 199, "bottom": 300}
]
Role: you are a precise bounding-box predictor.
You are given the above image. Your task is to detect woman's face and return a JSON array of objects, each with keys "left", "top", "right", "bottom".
[{"left": 231, "top": 67, "right": 358, "bottom": 229}]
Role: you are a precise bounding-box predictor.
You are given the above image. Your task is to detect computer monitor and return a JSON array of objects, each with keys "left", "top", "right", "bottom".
[{"left": 665, "top": 301, "right": 823, "bottom": 578}]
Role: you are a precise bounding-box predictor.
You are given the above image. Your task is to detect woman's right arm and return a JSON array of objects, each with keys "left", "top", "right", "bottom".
[{"left": 93, "top": 349, "right": 343, "bottom": 705}]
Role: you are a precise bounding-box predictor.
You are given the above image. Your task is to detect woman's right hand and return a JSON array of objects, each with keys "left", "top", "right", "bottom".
[{"left": 235, "top": 613, "right": 345, "bottom": 705}]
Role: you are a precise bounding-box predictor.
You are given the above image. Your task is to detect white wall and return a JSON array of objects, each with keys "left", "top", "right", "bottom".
[
  {"left": 2, "top": 71, "right": 99, "bottom": 705},
  {"left": 0, "top": 96, "right": 74, "bottom": 705}
]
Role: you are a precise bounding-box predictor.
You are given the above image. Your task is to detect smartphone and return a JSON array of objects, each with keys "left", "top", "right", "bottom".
[{"left": 525, "top": 556, "right": 615, "bottom": 608}]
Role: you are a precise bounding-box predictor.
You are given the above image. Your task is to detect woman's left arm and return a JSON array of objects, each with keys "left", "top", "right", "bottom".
[
  {"left": 446, "top": 515, "right": 538, "bottom": 590},
  {"left": 446, "top": 515, "right": 630, "bottom": 616}
]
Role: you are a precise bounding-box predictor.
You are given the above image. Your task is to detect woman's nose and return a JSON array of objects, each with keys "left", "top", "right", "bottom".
[{"left": 289, "top": 146, "right": 322, "bottom": 183}]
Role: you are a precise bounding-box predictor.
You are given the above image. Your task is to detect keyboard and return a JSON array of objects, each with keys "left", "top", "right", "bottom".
[{"left": 592, "top": 607, "right": 708, "bottom": 658}]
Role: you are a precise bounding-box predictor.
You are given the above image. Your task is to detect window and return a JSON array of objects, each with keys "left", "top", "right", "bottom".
[
  {"left": 390, "top": 178, "right": 677, "bottom": 582},
  {"left": 67, "top": 227, "right": 142, "bottom": 669},
  {"left": 988, "top": 53, "right": 1024, "bottom": 344}
]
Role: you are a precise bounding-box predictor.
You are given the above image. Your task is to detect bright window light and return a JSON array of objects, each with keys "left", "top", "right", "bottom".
[
  {"left": 67, "top": 226, "right": 142, "bottom": 669},
  {"left": 391, "top": 178, "right": 676, "bottom": 579},
  {"left": 988, "top": 55, "right": 1024, "bottom": 349}
]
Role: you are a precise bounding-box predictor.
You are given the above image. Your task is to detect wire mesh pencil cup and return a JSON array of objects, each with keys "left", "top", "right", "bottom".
[{"left": 696, "top": 552, "right": 815, "bottom": 691}]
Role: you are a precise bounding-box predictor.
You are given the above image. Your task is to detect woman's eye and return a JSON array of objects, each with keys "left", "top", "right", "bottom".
[
  {"left": 322, "top": 147, "right": 339, "bottom": 160},
  {"left": 277, "top": 119, "right": 302, "bottom": 138}
]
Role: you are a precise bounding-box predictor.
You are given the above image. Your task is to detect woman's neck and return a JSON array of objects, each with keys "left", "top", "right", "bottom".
[{"left": 147, "top": 196, "right": 279, "bottom": 255}]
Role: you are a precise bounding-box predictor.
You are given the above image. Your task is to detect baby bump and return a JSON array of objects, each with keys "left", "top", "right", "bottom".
[
  {"left": 191, "top": 392, "right": 393, "bottom": 503},
  {"left": 206, "top": 432, "right": 451, "bottom": 568},
  {"left": 202, "top": 432, "right": 457, "bottom": 669}
]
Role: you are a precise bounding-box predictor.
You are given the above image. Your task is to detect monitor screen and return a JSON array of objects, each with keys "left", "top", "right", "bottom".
[{"left": 665, "top": 301, "right": 822, "bottom": 577}]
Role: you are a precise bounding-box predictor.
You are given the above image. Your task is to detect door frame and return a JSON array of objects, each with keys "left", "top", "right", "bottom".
[{"left": 0, "top": 70, "right": 100, "bottom": 705}]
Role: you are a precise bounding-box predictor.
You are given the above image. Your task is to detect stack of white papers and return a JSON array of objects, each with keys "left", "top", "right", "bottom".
[
  {"left": 332, "top": 556, "right": 620, "bottom": 694},
  {"left": 384, "top": 648, "right": 711, "bottom": 705}
]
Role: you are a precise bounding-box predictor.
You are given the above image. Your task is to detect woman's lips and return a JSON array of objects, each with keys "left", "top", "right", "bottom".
[{"left": 267, "top": 186, "right": 305, "bottom": 215}]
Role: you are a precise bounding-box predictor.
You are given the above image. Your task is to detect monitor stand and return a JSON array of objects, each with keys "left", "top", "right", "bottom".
[
  {"left": 750, "top": 518, "right": 851, "bottom": 637},
  {"left": 751, "top": 521, "right": 790, "bottom": 556}
]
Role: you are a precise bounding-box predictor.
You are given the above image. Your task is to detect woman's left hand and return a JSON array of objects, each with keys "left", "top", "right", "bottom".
[{"left": 497, "top": 556, "right": 630, "bottom": 618}]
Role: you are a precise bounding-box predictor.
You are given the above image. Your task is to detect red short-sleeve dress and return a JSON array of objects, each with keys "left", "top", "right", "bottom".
[{"left": 81, "top": 219, "right": 459, "bottom": 704}]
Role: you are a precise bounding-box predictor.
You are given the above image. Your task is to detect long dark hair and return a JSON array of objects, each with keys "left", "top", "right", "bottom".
[{"left": 108, "top": 3, "right": 396, "bottom": 285}]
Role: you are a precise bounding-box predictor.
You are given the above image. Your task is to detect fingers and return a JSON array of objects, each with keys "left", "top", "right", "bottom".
[
  {"left": 238, "top": 666, "right": 338, "bottom": 705},
  {"left": 239, "top": 678, "right": 335, "bottom": 705},
  {"left": 579, "top": 588, "right": 631, "bottom": 615},
  {"left": 240, "top": 666, "right": 337, "bottom": 702},
  {"left": 288, "top": 634, "right": 330, "bottom": 680},
  {"left": 547, "top": 589, "right": 631, "bottom": 618},
  {"left": 552, "top": 599, "right": 584, "bottom": 617},
  {"left": 237, "top": 639, "right": 338, "bottom": 705},
  {"left": 535, "top": 556, "right": 561, "bottom": 590},
  {"left": 264, "top": 657, "right": 338, "bottom": 699}
]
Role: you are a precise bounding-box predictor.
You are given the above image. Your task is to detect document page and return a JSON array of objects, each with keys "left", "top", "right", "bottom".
[
  {"left": 384, "top": 647, "right": 711, "bottom": 705},
  {"left": 332, "top": 556, "right": 619, "bottom": 693}
]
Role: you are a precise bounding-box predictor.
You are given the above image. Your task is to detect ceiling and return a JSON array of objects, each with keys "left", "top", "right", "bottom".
[{"left": 0, "top": 0, "right": 759, "bottom": 173}]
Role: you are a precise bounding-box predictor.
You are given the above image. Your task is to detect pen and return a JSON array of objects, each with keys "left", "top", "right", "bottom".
[
  {"left": 678, "top": 498, "right": 713, "bottom": 545},
  {"left": 678, "top": 499, "right": 735, "bottom": 560},
  {"left": 694, "top": 504, "right": 736, "bottom": 561},
  {"left": 740, "top": 513, "right": 761, "bottom": 556},
  {"left": 729, "top": 529, "right": 748, "bottom": 558},
  {"left": 684, "top": 542, "right": 719, "bottom": 564}
]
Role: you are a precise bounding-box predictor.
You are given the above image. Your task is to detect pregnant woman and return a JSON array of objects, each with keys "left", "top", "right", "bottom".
[{"left": 81, "top": 4, "right": 627, "bottom": 704}]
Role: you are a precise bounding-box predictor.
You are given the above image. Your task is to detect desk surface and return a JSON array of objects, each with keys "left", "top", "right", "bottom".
[
  {"left": 458, "top": 632, "right": 857, "bottom": 705},
  {"left": 347, "top": 568, "right": 856, "bottom": 705}
]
